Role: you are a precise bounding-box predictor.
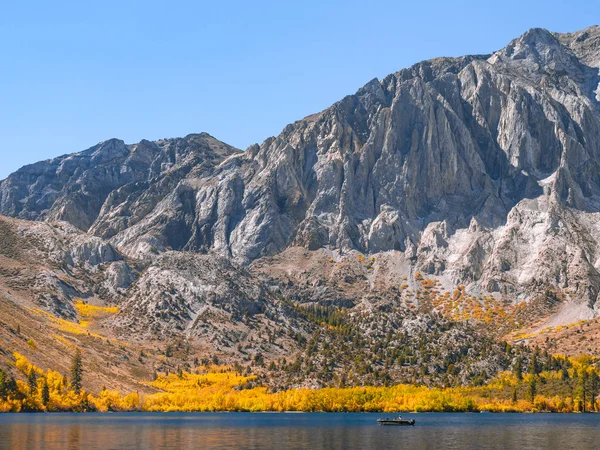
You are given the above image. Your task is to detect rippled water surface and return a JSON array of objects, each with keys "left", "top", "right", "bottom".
[{"left": 1, "top": 412, "right": 600, "bottom": 449}]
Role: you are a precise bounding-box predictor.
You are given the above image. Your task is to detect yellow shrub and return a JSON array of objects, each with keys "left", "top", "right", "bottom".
[{"left": 74, "top": 300, "right": 119, "bottom": 319}]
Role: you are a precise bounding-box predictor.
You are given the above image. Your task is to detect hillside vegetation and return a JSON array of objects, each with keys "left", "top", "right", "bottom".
[{"left": 2, "top": 352, "right": 599, "bottom": 413}]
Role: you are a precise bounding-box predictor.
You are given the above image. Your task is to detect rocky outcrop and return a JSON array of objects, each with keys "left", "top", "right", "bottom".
[
  {"left": 0, "top": 216, "right": 134, "bottom": 318},
  {"left": 108, "top": 252, "right": 292, "bottom": 341}
]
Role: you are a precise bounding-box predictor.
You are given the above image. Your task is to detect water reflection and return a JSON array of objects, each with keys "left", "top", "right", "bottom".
[{"left": 1, "top": 412, "right": 599, "bottom": 450}]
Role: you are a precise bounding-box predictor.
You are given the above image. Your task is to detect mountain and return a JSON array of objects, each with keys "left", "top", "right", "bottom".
[
  {"left": 0, "top": 214, "right": 512, "bottom": 392},
  {"left": 0, "top": 133, "right": 239, "bottom": 232},
  {"left": 2, "top": 26, "right": 600, "bottom": 392}
]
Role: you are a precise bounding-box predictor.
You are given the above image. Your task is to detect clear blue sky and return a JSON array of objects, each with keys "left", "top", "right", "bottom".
[{"left": 0, "top": 0, "right": 598, "bottom": 179}]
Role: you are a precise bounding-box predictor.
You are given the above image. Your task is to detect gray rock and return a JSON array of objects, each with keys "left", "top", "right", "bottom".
[{"left": 0, "top": 134, "right": 239, "bottom": 232}]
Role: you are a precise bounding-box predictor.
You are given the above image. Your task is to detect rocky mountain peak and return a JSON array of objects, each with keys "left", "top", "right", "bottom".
[
  {"left": 489, "top": 27, "right": 585, "bottom": 77},
  {"left": 0, "top": 133, "right": 240, "bottom": 231},
  {"left": 88, "top": 138, "right": 129, "bottom": 164},
  {"left": 555, "top": 25, "right": 600, "bottom": 68}
]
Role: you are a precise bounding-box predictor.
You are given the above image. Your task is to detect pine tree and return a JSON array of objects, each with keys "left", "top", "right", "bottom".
[
  {"left": 42, "top": 380, "right": 50, "bottom": 406},
  {"left": 580, "top": 369, "right": 589, "bottom": 413},
  {"left": 590, "top": 372, "right": 600, "bottom": 412},
  {"left": 542, "top": 350, "right": 550, "bottom": 371},
  {"left": 70, "top": 349, "right": 83, "bottom": 394},
  {"left": 513, "top": 355, "right": 523, "bottom": 381},
  {"left": 528, "top": 376, "right": 537, "bottom": 403},
  {"left": 27, "top": 368, "right": 37, "bottom": 395},
  {"left": 0, "top": 370, "right": 16, "bottom": 401},
  {"left": 0, "top": 369, "right": 8, "bottom": 398},
  {"left": 529, "top": 350, "right": 539, "bottom": 375}
]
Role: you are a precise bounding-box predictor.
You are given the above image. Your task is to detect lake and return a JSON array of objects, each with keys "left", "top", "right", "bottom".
[{"left": 1, "top": 412, "right": 600, "bottom": 449}]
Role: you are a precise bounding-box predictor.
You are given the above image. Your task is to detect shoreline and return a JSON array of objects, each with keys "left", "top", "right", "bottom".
[{"left": 2, "top": 409, "right": 599, "bottom": 415}]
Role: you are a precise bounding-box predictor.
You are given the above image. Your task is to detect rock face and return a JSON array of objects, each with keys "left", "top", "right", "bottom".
[
  {"left": 0, "top": 216, "right": 131, "bottom": 319},
  {"left": 0, "top": 134, "right": 239, "bottom": 232},
  {"left": 110, "top": 251, "right": 290, "bottom": 340},
  {"left": 3, "top": 26, "right": 600, "bottom": 321}
]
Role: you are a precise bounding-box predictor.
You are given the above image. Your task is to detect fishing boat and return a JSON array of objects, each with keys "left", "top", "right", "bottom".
[{"left": 377, "top": 416, "right": 415, "bottom": 426}]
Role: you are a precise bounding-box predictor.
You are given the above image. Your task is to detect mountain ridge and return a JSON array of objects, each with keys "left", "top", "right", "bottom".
[{"left": 3, "top": 27, "right": 600, "bottom": 386}]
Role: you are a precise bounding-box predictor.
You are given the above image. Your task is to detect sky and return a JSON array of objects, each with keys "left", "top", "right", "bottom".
[{"left": 0, "top": 0, "right": 598, "bottom": 180}]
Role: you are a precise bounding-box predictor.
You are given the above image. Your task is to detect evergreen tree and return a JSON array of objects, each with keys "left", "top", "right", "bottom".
[
  {"left": 529, "top": 350, "right": 539, "bottom": 375},
  {"left": 528, "top": 376, "right": 537, "bottom": 403},
  {"left": 590, "top": 372, "right": 600, "bottom": 412},
  {"left": 513, "top": 355, "right": 523, "bottom": 381},
  {"left": 0, "top": 370, "right": 17, "bottom": 399},
  {"left": 70, "top": 349, "right": 83, "bottom": 394},
  {"left": 27, "top": 368, "right": 37, "bottom": 395},
  {"left": 42, "top": 380, "right": 50, "bottom": 406},
  {"left": 580, "top": 369, "right": 589, "bottom": 413},
  {"left": 0, "top": 369, "right": 9, "bottom": 398}
]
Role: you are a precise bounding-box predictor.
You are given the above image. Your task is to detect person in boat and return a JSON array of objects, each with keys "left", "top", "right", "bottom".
[{"left": 377, "top": 415, "right": 415, "bottom": 425}]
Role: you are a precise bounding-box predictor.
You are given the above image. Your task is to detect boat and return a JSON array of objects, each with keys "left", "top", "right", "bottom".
[{"left": 377, "top": 416, "right": 415, "bottom": 426}]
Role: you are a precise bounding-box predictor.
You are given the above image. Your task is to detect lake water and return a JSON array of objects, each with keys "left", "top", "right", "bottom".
[{"left": 1, "top": 412, "right": 600, "bottom": 449}]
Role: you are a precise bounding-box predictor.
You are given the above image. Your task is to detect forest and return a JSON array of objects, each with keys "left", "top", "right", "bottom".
[{"left": 1, "top": 351, "right": 599, "bottom": 413}]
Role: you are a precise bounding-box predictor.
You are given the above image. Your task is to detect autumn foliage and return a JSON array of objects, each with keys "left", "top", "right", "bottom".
[{"left": 2, "top": 352, "right": 600, "bottom": 413}]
